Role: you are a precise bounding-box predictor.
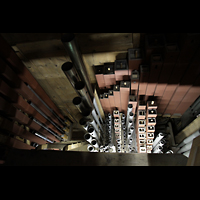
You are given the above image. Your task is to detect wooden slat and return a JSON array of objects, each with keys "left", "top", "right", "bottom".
[{"left": 175, "top": 116, "right": 200, "bottom": 144}]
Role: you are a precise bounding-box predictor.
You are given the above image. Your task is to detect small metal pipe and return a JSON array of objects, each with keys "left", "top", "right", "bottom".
[
  {"left": 87, "top": 125, "right": 98, "bottom": 140},
  {"left": 152, "top": 132, "right": 164, "bottom": 149},
  {"left": 61, "top": 33, "right": 94, "bottom": 98},
  {"left": 91, "top": 139, "right": 99, "bottom": 148},
  {"left": 84, "top": 133, "right": 93, "bottom": 143},
  {"left": 87, "top": 144, "right": 94, "bottom": 152}
]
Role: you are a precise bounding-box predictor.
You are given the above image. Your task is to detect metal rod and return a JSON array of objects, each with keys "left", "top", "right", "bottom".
[
  {"left": 26, "top": 83, "right": 66, "bottom": 127},
  {"left": 34, "top": 132, "right": 54, "bottom": 143},
  {"left": 28, "top": 101, "right": 65, "bottom": 135},
  {"left": 33, "top": 118, "right": 63, "bottom": 141},
  {"left": 61, "top": 33, "right": 94, "bottom": 98}
]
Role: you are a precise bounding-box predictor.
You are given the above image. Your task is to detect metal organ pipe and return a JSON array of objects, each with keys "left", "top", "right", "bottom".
[
  {"left": 93, "top": 97, "right": 103, "bottom": 124},
  {"left": 72, "top": 96, "right": 88, "bottom": 114},
  {"left": 152, "top": 133, "right": 164, "bottom": 149},
  {"left": 84, "top": 133, "right": 93, "bottom": 143},
  {"left": 75, "top": 81, "right": 93, "bottom": 110},
  {"left": 61, "top": 61, "right": 81, "bottom": 88},
  {"left": 61, "top": 33, "right": 94, "bottom": 99}
]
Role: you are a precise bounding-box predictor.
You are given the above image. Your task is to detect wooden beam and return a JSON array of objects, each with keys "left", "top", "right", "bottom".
[{"left": 175, "top": 116, "right": 200, "bottom": 144}]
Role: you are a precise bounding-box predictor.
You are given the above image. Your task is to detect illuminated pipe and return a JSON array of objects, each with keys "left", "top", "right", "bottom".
[
  {"left": 177, "top": 140, "right": 193, "bottom": 154},
  {"left": 87, "top": 144, "right": 94, "bottom": 152},
  {"left": 127, "top": 104, "right": 133, "bottom": 114},
  {"left": 153, "top": 138, "right": 166, "bottom": 150},
  {"left": 177, "top": 129, "right": 200, "bottom": 148},
  {"left": 92, "top": 109, "right": 103, "bottom": 132},
  {"left": 152, "top": 133, "right": 164, "bottom": 149},
  {"left": 128, "top": 112, "right": 134, "bottom": 121},
  {"left": 82, "top": 110, "right": 99, "bottom": 134},
  {"left": 166, "top": 150, "right": 174, "bottom": 154},
  {"left": 87, "top": 125, "right": 99, "bottom": 140},
  {"left": 93, "top": 97, "right": 103, "bottom": 123},
  {"left": 153, "top": 145, "right": 163, "bottom": 153},
  {"left": 127, "top": 132, "right": 132, "bottom": 140},
  {"left": 108, "top": 113, "right": 112, "bottom": 119},
  {"left": 183, "top": 150, "right": 190, "bottom": 157},
  {"left": 84, "top": 133, "right": 93, "bottom": 143},
  {"left": 129, "top": 126, "right": 134, "bottom": 134},
  {"left": 128, "top": 120, "right": 133, "bottom": 130},
  {"left": 61, "top": 33, "right": 94, "bottom": 98},
  {"left": 91, "top": 139, "right": 99, "bottom": 148}
]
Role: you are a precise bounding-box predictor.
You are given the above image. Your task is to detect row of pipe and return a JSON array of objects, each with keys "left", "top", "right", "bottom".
[
  {"left": 125, "top": 104, "right": 136, "bottom": 153},
  {"left": 61, "top": 33, "right": 103, "bottom": 139}
]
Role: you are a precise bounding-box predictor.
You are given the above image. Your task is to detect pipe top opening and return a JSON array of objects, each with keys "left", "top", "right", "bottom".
[
  {"left": 73, "top": 97, "right": 82, "bottom": 105},
  {"left": 75, "top": 81, "right": 85, "bottom": 90},
  {"left": 61, "top": 33, "right": 75, "bottom": 43},
  {"left": 61, "top": 62, "right": 73, "bottom": 71}
]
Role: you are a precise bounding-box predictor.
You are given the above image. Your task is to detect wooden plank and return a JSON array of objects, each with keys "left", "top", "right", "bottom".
[
  {"left": 187, "top": 135, "right": 200, "bottom": 166},
  {"left": 175, "top": 116, "right": 200, "bottom": 144}
]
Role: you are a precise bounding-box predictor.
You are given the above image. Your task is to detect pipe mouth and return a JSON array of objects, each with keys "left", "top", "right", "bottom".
[
  {"left": 82, "top": 110, "right": 91, "bottom": 117},
  {"left": 88, "top": 146, "right": 94, "bottom": 151},
  {"left": 79, "top": 118, "right": 87, "bottom": 126},
  {"left": 61, "top": 33, "right": 75, "bottom": 43},
  {"left": 128, "top": 132, "right": 131, "bottom": 135},
  {"left": 61, "top": 62, "right": 73, "bottom": 71},
  {"left": 129, "top": 112, "right": 133, "bottom": 116},
  {"left": 75, "top": 81, "right": 85, "bottom": 90},
  {"left": 73, "top": 97, "right": 82, "bottom": 105},
  {"left": 128, "top": 104, "right": 133, "bottom": 108},
  {"left": 84, "top": 134, "right": 90, "bottom": 140},
  {"left": 88, "top": 126, "right": 94, "bottom": 133},
  {"left": 92, "top": 140, "right": 96, "bottom": 145}
]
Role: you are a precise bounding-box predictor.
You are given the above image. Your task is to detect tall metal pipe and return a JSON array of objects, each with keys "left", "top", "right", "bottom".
[
  {"left": 61, "top": 33, "right": 94, "bottom": 98},
  {"left": 33, "top": 118, "right": 63, "bottom": 141},
  {"left": 61, "top": 61, "right": 82, "bottom": 88},
  {"left": 93, "top": 97, "right": 103, "bottom": 124},
  {"left": 75, "top": 81, "right": 93, "bottom": 110},
  {"left": 72, "top": 96, "right": 88, "bottom": 114}
]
